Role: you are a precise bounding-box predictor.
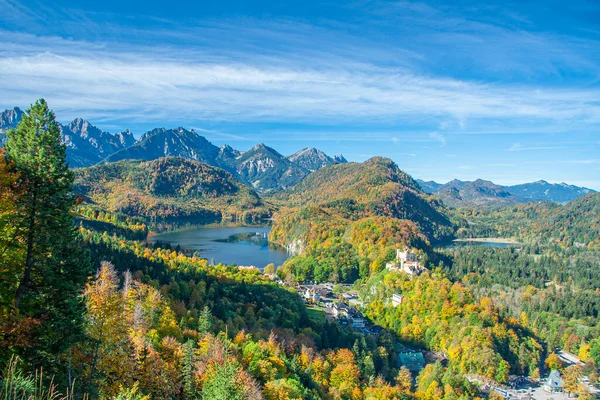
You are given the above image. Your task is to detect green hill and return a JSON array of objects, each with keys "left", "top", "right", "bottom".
[
  {"left": 542, "top": 192, "right": 600, "bottom": 245},
  {"left": 269, "top": 157, "right": 454, "bottom": 283},
  {"left": 273, "top": 157, "right": 454, "bottom": 242},
  {"left": 74, "top": 157, "right": 270, "bottom": 222},
  {"left": 453, "top": 192, "right": 600, "bottom": 247}
]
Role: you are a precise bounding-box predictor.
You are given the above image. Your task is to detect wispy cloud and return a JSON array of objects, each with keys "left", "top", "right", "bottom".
[
  {"left": 0, "top": 14, "right": 599, "bottom": 131},
  {"left": 567, "top": 159, "right": 600, "bottom": 164},
  {"left": 508, "top": 142, "right": 571, "bottom": 152},
  {"left": 428, "top": 131, "right": 447, "bottom": 147}
]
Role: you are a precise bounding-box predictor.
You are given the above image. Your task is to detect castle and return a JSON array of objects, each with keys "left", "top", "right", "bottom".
[{"left": 385, "top": 247, "right": 425, "bottom": 276}]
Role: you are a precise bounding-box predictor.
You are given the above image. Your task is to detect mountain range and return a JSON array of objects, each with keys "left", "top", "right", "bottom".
[
  {"left": 2, "top": 106, "right": 594, "bottom": 202},
  {"left": 1, "top": 107, "right": 346, "bottom": 192},
  {"left": 1, "top": 107, "right": 135, "bottom": 167},
  {"left": 417, "top": 178, "right": 595, "bottom": 207}
]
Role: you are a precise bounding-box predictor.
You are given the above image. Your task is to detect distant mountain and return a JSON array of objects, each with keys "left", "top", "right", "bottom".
[
  {"left": 287, "top": 147, "right": 344, "bottom": 171},
  {"left": 507, "top": 180, "right": 595, "bottom": 203},
  {"left": 74, "top": 157, "right": 269, "bottom": 222},
  {"left": 439, "top": 179, "right": 517, "bottom": 208},
  {"left": 2, "top": 106, "right": 346, "bottom": 191},
  {"left": 105, "top": 128, "right": 345, "bottom": 193},
  {"left": 235, "top": 143, "right": 312, "bottom": 192},
  {"left": 0, "top": 107, "right": 134, "bottom": 167},
  {"left": 416, "top": 179, "right": 443, "bottom": 194},
  {"left": 0, "top": 107, "right": 24, "bottom": 135},
  {"left": 105, "top": 127, "right": 220, "bottom": 165},
  {"left": 418, "top": 178, "right": 595, "bottom": 207},
  {"left": 61, "top": 118, "right": 136, "bottom": 167}
]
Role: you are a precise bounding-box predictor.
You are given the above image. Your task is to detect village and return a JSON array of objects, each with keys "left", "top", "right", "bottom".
[{"left": 262, "top": 247, "right": 600, "bottom": 399}]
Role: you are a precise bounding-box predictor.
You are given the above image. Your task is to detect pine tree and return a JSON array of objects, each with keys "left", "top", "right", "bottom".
[
  {"left": 181, "top": 340, "right": 198, "bottom": 399},
  {"left": 4, "top": 99, "right": 92, "bottom": 375},
  {"left": 201, "top": 359, "right": 244, "bottom": 400},
  {"left": 197, "top": 306, "right": 212, "bottom": 335}
]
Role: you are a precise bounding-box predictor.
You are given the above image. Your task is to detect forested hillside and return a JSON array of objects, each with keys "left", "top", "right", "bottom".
[
  {"left": 269, "top": 157, "right": 453, "bottom": 283},
  {"left": 444, "top": 194, "right": 600, "bottom": 373},
  {"left": 74, "top": 157, "right": 270, "bottom": 222},
  {"left": 2, "top": 100, "right": 599, "bottom": 399},
  {"left": 273, "top": 157, "right": 453, "bottom": 241},
  {"left": 1, "top": 100, "right": 423, "bottom": 399},
  {"left": 452, "top": 193, "right": 600, "bottom": 246}
]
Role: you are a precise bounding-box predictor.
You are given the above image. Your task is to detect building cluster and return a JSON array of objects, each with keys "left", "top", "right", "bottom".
[
  {"left": 296, "top": 283, "right": 382, "bottom": 334},
  {"left": 299, "top": 283, "right": 336, "bottom": 304},
  {"left": 385, "top": 248, "right": 426, "bottom": 276},
  {"left": 330, "top": 301, "right": 366, "bottom": 330}
]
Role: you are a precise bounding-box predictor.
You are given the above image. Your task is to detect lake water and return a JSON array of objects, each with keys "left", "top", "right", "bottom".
[
  {"left": 149, "top": 225, "right": 289, "bottom": 268},
  {"left": 439, "top": 239, "right": 521, "bottom": 249}
]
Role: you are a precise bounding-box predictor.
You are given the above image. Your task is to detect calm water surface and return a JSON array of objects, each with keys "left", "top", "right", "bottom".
[
  {"left": 150, "top": 225, "right": 289, "bottom": 268},
  {"left": 439, "top": 239, "right": 521, "bottom": 249}
]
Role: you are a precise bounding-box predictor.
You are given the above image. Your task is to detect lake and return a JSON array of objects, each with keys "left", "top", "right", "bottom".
[
  {"left": 439, "top": 238, "right": 522, "bottom": 249},
  {"left": 149, "top": 225, "right": 289, "bottom": 268}
]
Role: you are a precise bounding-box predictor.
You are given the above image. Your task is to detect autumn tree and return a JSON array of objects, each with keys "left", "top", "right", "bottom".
[
  {"left": 4, "top": 99, "right": 92, "bottom": 376},
  {"left": 396, "top": 366, "right": 413, "bottom": 392},
  {"left": 562, "top": 365, "right": 582, "bottom": 396},
  {"left": 0, "top": 150, "right": 26, "bottom": 361},
  {"left": 264, "top": 263, "right": 276, "bottom": 275},
  {"left": 545, "top": 352, "right": 563, "bottom": 371}
]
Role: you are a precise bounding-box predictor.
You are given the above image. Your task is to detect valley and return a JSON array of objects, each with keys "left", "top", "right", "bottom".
[{"left": 1, "top": 101, "right": 599, "bottom": 399}]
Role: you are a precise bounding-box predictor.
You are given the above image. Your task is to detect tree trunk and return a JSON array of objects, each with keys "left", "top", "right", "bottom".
[{"left": 14, "top": 187, "right": 37, "bottom": 309}]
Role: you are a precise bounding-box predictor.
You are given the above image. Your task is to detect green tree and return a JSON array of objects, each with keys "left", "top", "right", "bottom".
[
  {"left": 181, "top": 340, "right": 198, "bottom": 399},
  {"left": 201, "top": 359, "right": 244, "bottom": 400},
  {"left": 197, "top": 306, "right": 212, "bottom": 335},
  {"left": 4, "top": 99, "right": 92, "bottom": 376}
]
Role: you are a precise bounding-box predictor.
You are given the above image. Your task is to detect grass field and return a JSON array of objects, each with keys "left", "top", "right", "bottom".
[{"left": 307, "top": 306, "right": 327, "bottom": 324}]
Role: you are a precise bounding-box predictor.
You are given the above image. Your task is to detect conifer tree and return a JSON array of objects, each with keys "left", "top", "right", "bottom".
[
  {"left": 4, "top": 99, "right": 92, "bottom": 374},
  {"left": 181, "top": 340, "right": 198, "bottom": 399},
  {"left": 197, "top": 306, "right": 212, "bottom": 335}
]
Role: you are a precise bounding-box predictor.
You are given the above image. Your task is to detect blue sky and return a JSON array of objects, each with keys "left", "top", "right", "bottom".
[{"left": 1, "top": 0, "right": 599, "bottom": 189}]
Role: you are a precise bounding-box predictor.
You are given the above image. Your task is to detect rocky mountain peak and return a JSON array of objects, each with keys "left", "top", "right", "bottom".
[{"left": 0, "top": 107, "right": 24, "bottom": 132}]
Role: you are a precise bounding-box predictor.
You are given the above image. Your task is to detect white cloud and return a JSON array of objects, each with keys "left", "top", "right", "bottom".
[
  {"left": 428, "top": 131, "right": 447, "bottom": 147},
  {"left": 508, "top": 143, "right": 571, "bottom": 152},
  {"left": 0, "top": 31, "right": 599, "bottom": 130}
]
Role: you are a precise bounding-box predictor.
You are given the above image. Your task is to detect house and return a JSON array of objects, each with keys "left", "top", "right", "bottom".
[
  {"left": 303, "top": 288, "right": 321, "bottom": 303},
  {"left": 333, "top": 302, "right": 366, "bottom": 330},
  {"left": 398, "top": 351, "right": 426, "bottom": 372},
  {"left": 543, "top": 370, "right": 564, "bottom": 393},
  {"left": 385, "top": 247, "right": 426, "bottom": 276},
  {"left": 391, "top": 293, "right": 404, "bottom": 307},
  {"left": 332, "top": 302, "right": 350, "bottom": 318}
]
